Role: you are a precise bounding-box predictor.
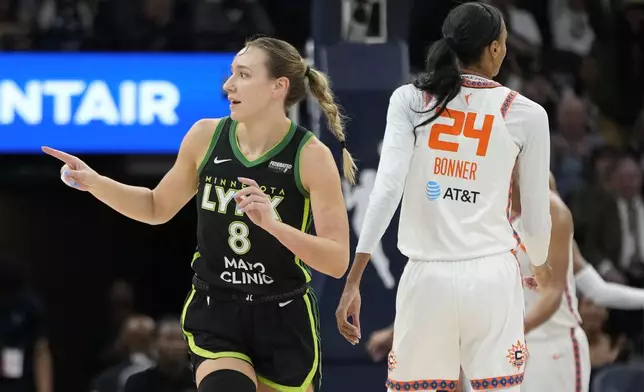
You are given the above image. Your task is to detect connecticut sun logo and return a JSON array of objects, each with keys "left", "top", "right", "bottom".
[
  {"left": 506, "top": 340, "right": 527, "bottom": 371},
  {"left": 387, "top": 350, "right": 398, "bottom": 373}
]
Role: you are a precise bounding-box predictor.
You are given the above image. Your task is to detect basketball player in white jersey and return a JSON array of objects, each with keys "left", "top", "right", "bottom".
[
  {"left": 513, "top": 173, "right": 644, "bottom": 392},
  {"left": 366, "top": 171, "right": 644, "bottom": 391},
  {"left": 335, "top": 2, "right": 552, "bottom": 391},
  {"left": 511, "top": 172, "right": 589, "bottom": 392}
]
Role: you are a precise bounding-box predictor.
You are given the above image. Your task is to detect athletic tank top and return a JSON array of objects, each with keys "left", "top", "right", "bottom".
[
  {"left": 396, "top": 77, "right": 524, "bottom": 261},
  {"left": 514, "top": 216, "right": 581, "bottom": 339},
  {"left": 192, "top": 117, "right": 315, "bottom": 295}
]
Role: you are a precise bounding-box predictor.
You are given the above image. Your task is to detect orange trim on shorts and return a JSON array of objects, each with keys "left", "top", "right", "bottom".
[
  {"left": 500, "top": 91, "right": 518, "bottom": 119},
  {"left": 470, "top": 373, "right": 524, "bottom": 390},
  {"left": 386, "top": 378, "right": 458, "bottom": 391}
]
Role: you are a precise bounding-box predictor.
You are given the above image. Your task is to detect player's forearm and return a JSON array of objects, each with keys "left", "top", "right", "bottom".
[
  {"left": 34, "top": 339, "right": 53, "bottom": 392},
  {"left": 345, "top": 252, "right": 372, "bottom": 287},
  {"left": 265, "top": 220, "right": 349, "bottom": 279},
  {"left": 524, "top": 287, "right": 563, "bottom": 333},
  {"left": 89, "top": 175, "right": 160, "bottom": 225},
  {"left": 576, "top": 266, "right": 644, "bottom": 309}
]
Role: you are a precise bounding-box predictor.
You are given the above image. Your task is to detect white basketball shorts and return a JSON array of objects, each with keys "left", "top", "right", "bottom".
[
  {"left": 521, "top": 326, "right": 590, "bottom": 392},
  {"left": 386, "top": 252, "right": 527, "bottom": 391}
]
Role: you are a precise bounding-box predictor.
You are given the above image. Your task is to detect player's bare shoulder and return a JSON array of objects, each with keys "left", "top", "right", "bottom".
[
  {"left": 188, "top": 118, "right": 221, "bottom": 143},
  {"left": 181, "top": 118, "right": 224, "bottom": 168},
  {"left": 549, "top": 191, "right": 573, "bottom": 231},
  {"left": 298, "top": 135, "right": 343, "bottom": 191},
  {"left": 300, "top": 135, "right": 334, "bottom": 172}
]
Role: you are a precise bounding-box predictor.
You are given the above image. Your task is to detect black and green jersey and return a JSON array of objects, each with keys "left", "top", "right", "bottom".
[{"left": 192, "top": 117, "right": 315, "bottom": 295}]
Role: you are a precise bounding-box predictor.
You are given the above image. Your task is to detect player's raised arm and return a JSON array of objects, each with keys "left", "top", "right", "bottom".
[
  {"left": 510, "top": 99, "right": 552, "bottom": 266},
  {"left": 42, "top": 118, "right": 217, "bottom": 225}
]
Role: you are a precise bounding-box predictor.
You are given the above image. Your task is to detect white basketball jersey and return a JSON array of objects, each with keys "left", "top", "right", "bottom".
[
  {"left": 397, "top": 75, "right": 523, "bottom": 261},
  {"left": 514, "top": 216, "right": 581, "bottom": 338}
]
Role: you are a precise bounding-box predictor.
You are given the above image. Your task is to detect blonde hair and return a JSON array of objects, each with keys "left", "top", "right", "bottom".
[
  {"left": 306, "top": 68, "right": 358, "bottom": 184},
  {"left": 245, "top": 37, "right": 358, "bottom": 184}
]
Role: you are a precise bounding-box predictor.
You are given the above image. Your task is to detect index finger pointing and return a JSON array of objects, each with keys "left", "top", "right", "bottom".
[{"left": 42, "top": 146, "right": 77, "bottom": 164}]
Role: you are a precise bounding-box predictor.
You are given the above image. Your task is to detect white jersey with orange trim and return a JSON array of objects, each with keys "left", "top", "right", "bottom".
[
  {"left": 514, "top": 215, "right": 581, "bottom": 339},
  {"left": 356, "top": 75, "right": 552, "bottom": 263}
]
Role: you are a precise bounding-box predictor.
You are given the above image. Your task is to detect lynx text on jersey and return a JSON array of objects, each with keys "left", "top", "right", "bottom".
[
  {"left": 0, "top": 52, "right": 234, "bottom": 153},
  {"left": 425, "top": 180, "right": 480, "bottom": 204},
  {"left": 200, "top": 176, "right": 285, "bottom": 220}
]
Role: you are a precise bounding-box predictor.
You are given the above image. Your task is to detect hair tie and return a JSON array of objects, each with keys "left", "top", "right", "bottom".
[
  {"left": 304, "top": 66, "right": 311, "bottom": 77},
  {"left": 340, "top": 140, "right": 346, "bottom": 150},
  {"left": 443, "top": 36, "right": 457, "bottom": 49}
]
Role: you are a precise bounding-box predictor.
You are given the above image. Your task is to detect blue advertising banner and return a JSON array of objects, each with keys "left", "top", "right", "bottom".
[{"left": 0, "top": 53, "right": 235, "bottom": 153}]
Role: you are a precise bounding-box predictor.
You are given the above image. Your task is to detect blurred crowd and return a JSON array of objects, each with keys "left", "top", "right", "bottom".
[
  {"left": 0, "top": 0, "right": 308, "bottom": 52},
  {"left": 478, "top": 0, "right": 644, "bottom": 386},
  {"left": 1, "top": 260, "right": 193, "bottom": 392},
  {"left": 1, "top": 0, "right": 644, "bottom": 391},
  {"left": 486, "top": 0, "right": 644, "bottom": 375}
]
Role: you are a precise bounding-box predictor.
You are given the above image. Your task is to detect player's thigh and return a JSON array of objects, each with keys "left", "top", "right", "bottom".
[
  {"left": 386, "top": 260, "right": 461, "bottom": 391},
  {"left": 196, "top": 358, "right": 257, "bottom": 387},
  {"left": 458, "top": 253, "right": 526, "bottom": 390},
  {"left": 253, "top": 290, "right": 321, "bottom": 392}
]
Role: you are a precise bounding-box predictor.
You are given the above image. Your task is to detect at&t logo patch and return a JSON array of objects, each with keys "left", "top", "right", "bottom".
[
  {"left": 425, "top": 180, "right": 480, "bottom": 204},
  {"left": 426, "top": 181, "right": 441, "bottom": 200}
]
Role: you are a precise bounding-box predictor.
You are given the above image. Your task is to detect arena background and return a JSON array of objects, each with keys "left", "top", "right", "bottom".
[{"left": 0, "top": 0, "right": 643, "bottom": 391}]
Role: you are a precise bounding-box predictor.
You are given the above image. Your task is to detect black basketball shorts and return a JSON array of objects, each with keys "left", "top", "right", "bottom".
[{"left": 180, "top": 282, "right": 322, "bottom": 391}]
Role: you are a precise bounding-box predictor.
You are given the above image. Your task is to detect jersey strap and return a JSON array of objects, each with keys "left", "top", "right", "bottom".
[{"left": 197, "top": 117, "right": 229, "bottom": 176}]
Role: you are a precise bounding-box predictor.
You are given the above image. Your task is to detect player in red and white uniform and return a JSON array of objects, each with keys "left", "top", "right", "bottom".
[
  {"left": 511, "top": 172, "right": 588, "bottom": 392},
  {"left": 335, "top": 3, "right": 552, "bottom": 391},
  {"left": 513, "top": 173, "right": 644, "bottom": 392}
]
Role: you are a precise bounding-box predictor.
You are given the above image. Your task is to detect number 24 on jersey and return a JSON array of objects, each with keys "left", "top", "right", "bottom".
[{"left": 428, "top": 109, "right": 494, "bottom": 157}]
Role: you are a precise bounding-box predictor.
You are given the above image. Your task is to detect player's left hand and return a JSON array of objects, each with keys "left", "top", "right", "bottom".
[
  {"left": 531, "top": 262, "right": 553, "bottom": 290},
  {"left": 234, "top": 177, "right": 276, "bottom": 229}
]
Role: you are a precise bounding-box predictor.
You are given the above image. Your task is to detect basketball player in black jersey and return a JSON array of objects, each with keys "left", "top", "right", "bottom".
[{"left": 42, "top": 37, "right": 356, "bottom": 392}]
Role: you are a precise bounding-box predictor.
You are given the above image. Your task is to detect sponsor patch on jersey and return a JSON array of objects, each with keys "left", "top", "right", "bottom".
[
  {"left": 425, "top": 181, "right": 442, "bottom": 201},
  {"left": 268, "top": 160, "right": 293, "bottom": 174},
  {"left": 425, "top": 181, "right": 480, "bottom": 204},
  {"left": 506, "top": 340, "right": 527, "bottom": 371}
]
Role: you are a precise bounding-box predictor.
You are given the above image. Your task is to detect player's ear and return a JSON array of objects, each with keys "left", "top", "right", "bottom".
[{"left": 273, "top": 76, "right": 290, "bottom": 97}]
